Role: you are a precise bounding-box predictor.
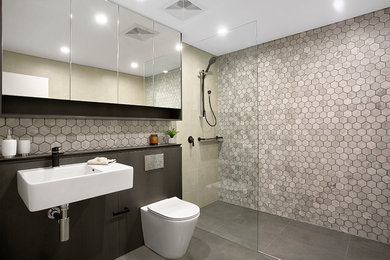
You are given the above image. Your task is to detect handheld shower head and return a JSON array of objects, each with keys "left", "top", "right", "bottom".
[
  {"left": 205, "top": 56, "right": 217, "bottom": 73},
  {"left": 199, "top": 57, "right": 217, "bottom": 127}
]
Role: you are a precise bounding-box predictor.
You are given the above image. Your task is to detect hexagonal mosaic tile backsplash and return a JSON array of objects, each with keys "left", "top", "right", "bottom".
[
  {"left": 218, "top": 8, "right": 390, "bottom": 244},
  {"left": 0, "top": 118, "right": 173, "bottom": 154}
]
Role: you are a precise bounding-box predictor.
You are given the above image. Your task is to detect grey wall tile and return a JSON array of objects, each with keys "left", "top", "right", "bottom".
[
  {"left": 218, "top": 7, "right": 390, "bottom": 245},
  {"left": 145, "top": 69, "right": 181, "bottom": 109},
  {"left": 218, "top": 46, "right": 259, "bottom": 209}
]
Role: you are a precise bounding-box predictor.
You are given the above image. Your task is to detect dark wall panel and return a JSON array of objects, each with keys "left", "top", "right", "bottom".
[{"left": 0, "top": 146, "right": 182, "bottom": 260}]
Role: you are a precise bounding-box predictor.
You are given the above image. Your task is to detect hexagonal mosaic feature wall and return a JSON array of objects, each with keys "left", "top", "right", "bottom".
[
  {"left": 145, "top": 69, "right": 181, "bottom": 109},
  {"left": 0, "top": 118, "right": 173, "bottom": 154},
  {"left": 258, "top": 8, "right": 390, "bottom": 244},
  {"left": 218, "top": 8, "right": 390, "bottom": 245},
  {"left": 218, "top": 46, "right": 259, "bottom": 209}
]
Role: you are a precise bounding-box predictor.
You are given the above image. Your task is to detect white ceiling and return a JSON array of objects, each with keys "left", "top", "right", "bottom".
[
  {"left": 111, "top": 0, "right": 390, "bottom": 56},
  {"left": 4, "top": 0, "right": 390, "bottom": 74},
  {"left": 3, "top": 0, "right": 181, "bottom": 76}
]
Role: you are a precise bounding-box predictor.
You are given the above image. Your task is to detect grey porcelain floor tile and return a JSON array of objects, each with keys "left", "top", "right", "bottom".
[
  {"left": 180, "top": 228, "right": 274, "bottom": 260},
  {"left": 258, "top": 212, "right": 291, "bottom": 234},
  {"left": 200, "top": 200, "right": 256, "bottom": 221},
  {"left": 258, "top": 211, "right": 291, "bottom": 251},
  {"left": 345, "top": 235, "right": 390, "bottom": 260},
  {"left": 212, "top": 216, "right": 258, "bottom": 250},
  {"left": 117, "top": 228, "right": 275, "bottom": 260},
  {"left": 116, "top": 246, "right": 165, "bottom": 260},
  {"left": 197, "top": 209, "right": 226, "bottom": 232},
  {"left": 198, "top": 201, "right": 258, "bottom": 250},
  {"left": 264, "top": 221, "right": 350, "bottom": 260}
]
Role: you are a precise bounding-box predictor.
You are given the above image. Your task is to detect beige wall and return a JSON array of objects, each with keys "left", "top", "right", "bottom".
[
  {"left": 119, "top": 74, "right": 145, "bottom": 106},
  {"left": 176, "top": 44, "right": 219, "bottom": 208},
  {"left": 3, "top": 51, "right": 70, "bottom": 99},
  {"left": 3, "top": 51, "right": 145, "bottom": 104},
  {"left": 71, "top": 63, "right": 118, "bottom": 103}
]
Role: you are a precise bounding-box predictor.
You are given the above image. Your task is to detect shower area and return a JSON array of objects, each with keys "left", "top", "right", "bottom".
[
  {"left": 195, "top": 32, "right": 263, "bottom": 253},
  {"left": 191, "top": 7, "right": 390, "bottom": 260},
  {"left": 193, "top": 20, "right": 270, "bottom": 255}
]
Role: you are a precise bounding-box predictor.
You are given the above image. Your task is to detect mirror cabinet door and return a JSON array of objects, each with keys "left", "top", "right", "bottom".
[
  {"left": 2, "top": 0, "right": 182, "bottom": 111},
  {"left": 2, "top": 0, "right": 71, "bottom": 100},
  {"left": 70, "top": 0, "right": 118, "bottom": 104},
  {"left": 117, "top": 7, "right": 154, "bottom": 106},
  {"left": 149, "top": 22, "right": 182, "bottom": 109}
]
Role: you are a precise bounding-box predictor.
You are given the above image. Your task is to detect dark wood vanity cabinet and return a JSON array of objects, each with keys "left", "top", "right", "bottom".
[{"left": 0, "top": 145, "right": 182, "bottom": 260}]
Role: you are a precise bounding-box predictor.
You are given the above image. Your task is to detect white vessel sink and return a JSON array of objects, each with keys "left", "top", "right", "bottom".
[{"left": 17, "top": 162, "right": 133, "bottom": 212}]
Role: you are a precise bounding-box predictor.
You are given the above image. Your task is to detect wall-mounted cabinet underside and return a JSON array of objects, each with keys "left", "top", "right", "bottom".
[{"left": 1, "top": 95, "right": 181, "bottom": 120}]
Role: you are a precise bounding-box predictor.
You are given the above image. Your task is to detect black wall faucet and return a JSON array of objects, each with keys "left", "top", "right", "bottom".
[{"left": 51, "top": 147, "right": 64, "bottom": 167}]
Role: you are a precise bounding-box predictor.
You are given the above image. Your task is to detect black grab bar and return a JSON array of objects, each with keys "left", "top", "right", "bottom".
[{"left": 198, "top": 136, "right": 223, "bottom": 142}]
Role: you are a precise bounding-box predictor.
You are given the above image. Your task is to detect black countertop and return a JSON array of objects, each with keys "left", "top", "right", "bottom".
[{"left": 0, "top": 143, "right": 181, "bottom": 163}]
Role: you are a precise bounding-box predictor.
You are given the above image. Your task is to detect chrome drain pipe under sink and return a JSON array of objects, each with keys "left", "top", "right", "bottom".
[{"left": 48, "top": 204, "right": 69, "bottom": 242}]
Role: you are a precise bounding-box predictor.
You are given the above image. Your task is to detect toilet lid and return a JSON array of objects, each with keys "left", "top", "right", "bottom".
[{"left": 147, "top": 197, "right": 200, "bottom": 220}]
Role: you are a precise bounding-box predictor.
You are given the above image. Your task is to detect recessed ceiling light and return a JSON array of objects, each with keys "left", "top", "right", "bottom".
[
  {"left": 333, "top": 0, "right": 344, "bottom": 13},
  {"left": 175, "top": 43, "right": 183, "bottom": 51},
  {"left": 136, "top": 0, "right": 144, "bottom": 2},
  {"left": 60, "top": 46, "right": 70, "bottom": 54},
  {"left": 163, "top": 70, "right": 168, "bottom": 74},
  {"left": 131, "top": 62, "right": 139, "bottom": 69},
  {"left": 217, "top": 27, "right": 229, "bottom": 37},
  {"left": 95, "top": 13, "right": 108, "bottom": 25}
]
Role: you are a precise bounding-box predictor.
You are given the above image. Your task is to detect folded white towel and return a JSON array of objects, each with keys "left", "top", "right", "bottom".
[{"left": 87, "top": 157, "right": 116, "bottom": 165}]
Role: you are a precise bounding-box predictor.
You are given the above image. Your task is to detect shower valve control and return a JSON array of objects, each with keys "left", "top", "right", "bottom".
[{"left": 188, "top": 136, "right": 195, "bottom": 147}]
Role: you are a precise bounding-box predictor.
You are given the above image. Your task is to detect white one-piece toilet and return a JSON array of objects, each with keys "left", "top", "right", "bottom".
[{"left": 140, "top": 197, "right": 200, "bottom": 259}]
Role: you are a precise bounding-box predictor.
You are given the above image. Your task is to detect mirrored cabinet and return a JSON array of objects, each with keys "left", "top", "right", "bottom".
[
  {"left": 2, "top": 0, "right": 71, "bottom": 100},
  {"left": 71, "top": 0, "right": 119, "bottom": 104},
  {"left": 1, "top": 0, "right": 182, "bottom": 119}
]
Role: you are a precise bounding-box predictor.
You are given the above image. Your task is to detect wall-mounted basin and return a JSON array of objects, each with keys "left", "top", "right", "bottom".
[{"left": 17, "top": 162, "right": 133, "bottom": 212}]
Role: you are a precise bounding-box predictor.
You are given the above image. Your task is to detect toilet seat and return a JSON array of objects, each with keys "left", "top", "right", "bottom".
[{"left": 147, "top": 197, "right": 200, "bottom": 221}]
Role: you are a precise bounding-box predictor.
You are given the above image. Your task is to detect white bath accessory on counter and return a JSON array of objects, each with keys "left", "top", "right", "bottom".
[
  {"left": 2, "top": 129, "right": 17, "bottom": 158},
  {"left": 17, "top": 139, "right": 31, "bottom": 156},
  {"left": 87, "top": 157, "right": 116, "bottom": 165}
]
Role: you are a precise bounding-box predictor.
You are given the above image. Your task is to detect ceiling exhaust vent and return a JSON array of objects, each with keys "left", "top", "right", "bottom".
[
  {"left": 165, "top": 0, "right": 202, "bottom": 21},
  {"left": 123, "top": 24, "right": 159, "bottom": 41}
]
